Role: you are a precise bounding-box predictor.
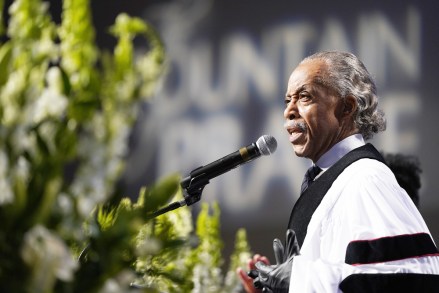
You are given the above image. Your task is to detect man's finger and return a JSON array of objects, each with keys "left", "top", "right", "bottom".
[
  {"left": 255, "top": 261, "right": 272, "bottom": 275},
  {"left": 273, "top": 238, "right": 285, "bottom": 264},
  {"left": 248, "top": 270, "right": 259, "bottom": 279},
  {"left": 237, "top": 268, "right": 261, "bottom": 293},
  {"left": 250, "top": 255, "right": 270, "bottom": 270}
]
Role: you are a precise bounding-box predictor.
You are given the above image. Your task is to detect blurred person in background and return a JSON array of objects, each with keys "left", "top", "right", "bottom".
[{"left": 383, "top": 152, "right": 422, "bottom": 208}]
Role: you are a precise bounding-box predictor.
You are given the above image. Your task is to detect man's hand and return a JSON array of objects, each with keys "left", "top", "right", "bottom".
[
  {"left": 237, "top": 254, "right": 270, "bottom": 293},
  {"left": 251, "top": 229, "right": 300, "bottom": 293}
]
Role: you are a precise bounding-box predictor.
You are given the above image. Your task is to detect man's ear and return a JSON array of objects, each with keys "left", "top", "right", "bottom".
[{"left": 342, "top": 95, "right": 357, "bottom": 117}]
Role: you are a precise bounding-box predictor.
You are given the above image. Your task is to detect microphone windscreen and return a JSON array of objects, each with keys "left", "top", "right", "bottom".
[{"left": 256, "top": 135, "right": 277, "bottom": 156}]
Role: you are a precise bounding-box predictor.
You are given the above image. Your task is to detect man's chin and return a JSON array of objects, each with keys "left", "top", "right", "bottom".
[{"left": 292, "top": 144, "right": 308, "bottom": 158}]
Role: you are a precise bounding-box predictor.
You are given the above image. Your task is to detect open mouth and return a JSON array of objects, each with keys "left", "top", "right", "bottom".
[
  {"left": 284, "top": 120, "right": 307, "bottom": 143},
  {"left": 288, "top": 131, "right": 304, "bottom": 143}
]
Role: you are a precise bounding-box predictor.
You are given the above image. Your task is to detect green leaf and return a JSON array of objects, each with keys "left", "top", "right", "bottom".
[
  {"left": 58, "top": 65, "right": 72, "bottom": 95},
  {"left": 96, "top": 205, "right": 117, "bottom": 231},
  {"left": 0, "top": 42, "right": 12, "bottom": 85},
  {"left": 145, "top": 174, "right": 181, "bottom": 213},
  {"left": 109, "top": 13, "right": 147, "bottom": 37},
  {"left": 0, "top": 0, "right": 4, "bottom": 36}
]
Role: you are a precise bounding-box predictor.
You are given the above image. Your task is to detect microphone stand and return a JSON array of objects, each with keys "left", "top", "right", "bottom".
[{"left": 145, "top": 174, "right": 210, "bottom": 219}]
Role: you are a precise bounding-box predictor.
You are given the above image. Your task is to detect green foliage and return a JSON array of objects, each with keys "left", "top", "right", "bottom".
[
  {"left": 133, "top": 198, "right": 252, "bottom": 293},
  {"left": 224, "top": 229, "right": 253, "bottom": 292},
  {"left": 0, "top": 0, "right": 252, "bottom": 292},
  {"left": 189, "top": 203, "right": 224, "bottom": 292},
  {"left": 74, "top": 174, "right": 182, "bottom": 293}
]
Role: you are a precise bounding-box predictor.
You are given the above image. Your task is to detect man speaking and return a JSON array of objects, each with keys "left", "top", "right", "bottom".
[{"left": 237, "top": 51, "right": 439, "bottom": 292}]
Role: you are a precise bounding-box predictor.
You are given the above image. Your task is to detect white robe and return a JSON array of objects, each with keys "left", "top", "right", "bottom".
[{"left": 289, "top": 158, "right": 439, "bottom": 292}]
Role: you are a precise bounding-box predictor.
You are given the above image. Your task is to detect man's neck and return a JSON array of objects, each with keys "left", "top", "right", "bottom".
[{"left": 315, "top": 134, "right": 365, "bottom": 170}]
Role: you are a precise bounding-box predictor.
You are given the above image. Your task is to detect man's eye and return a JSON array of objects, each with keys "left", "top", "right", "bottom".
[
  {"left": 299, "top": 93, "right": 310, "bottom": 100},
  {"left": 285, "top": 99, "right": 291, "bottom": 105}
]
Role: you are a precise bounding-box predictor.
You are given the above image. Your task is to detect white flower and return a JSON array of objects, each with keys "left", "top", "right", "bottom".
[
  {"left": 0, "top": 69, "right": 27, "bottom": 125},
  {"left": 33, "top": 32, "right": 58, "bottom": 62},
  {"left": 32, "top": 67, "right": 68, "bottom": 124},
  {"left": 21, "top": 225, "right": 78, "bottom": 293},
  {"left": 46, "top": 66, "right": 64, "bottom": 93},
  {"left": 136, "top": 238, "right": 162, "bottom": 256},
  {"left": 0, "top": 178, "right": 13, "bottom": 205},
  {"left": 57, "top": 193, "right": 73, "bottom": 215},
  {"left": 108, "top": 113, "right": 130, "bottom": 157},
  {"left": 32, "top": 90, "right": 68, "bottom": 124},
  {"left": 77, "top": 195, "right": 97, "bottom": 218},
  {"left": 192, "top": 252, "right": 223, "bottom": 293},
  {"left": 36, "top": 122, "right": 57, "bottom": 153},
  {"left": 14, "top": 156, "right": 30, "bottom": 183},
  {"left": 98, "top": 270, "right": 139, "bottom": 293},
  {"left": 167, "top": 203, "right": 193, "bottom": 238},
  {"left": 10, "top": 125, "right": 37, "bottom": 154},
  {"left": 90, "top": 113, "right": 107, "bottom": 141},
  {"left": 0, "top": 151, "right": 13, "bottom": 205}
]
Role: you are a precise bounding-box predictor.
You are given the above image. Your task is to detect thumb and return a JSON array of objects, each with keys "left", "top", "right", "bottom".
[
  {"left": 255, "top": 261, "right": 272, "bottom": 276},
  {"left": 285, "top": 229, "right": 300, "bottom": 257},
  {"left": 273, "top": 238, "right": 284, "bottom": 265}
]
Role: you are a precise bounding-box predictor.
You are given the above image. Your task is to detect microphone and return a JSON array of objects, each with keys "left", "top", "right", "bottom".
[{"left": 180, "top": 135, "right": 277, "bottom": 202}]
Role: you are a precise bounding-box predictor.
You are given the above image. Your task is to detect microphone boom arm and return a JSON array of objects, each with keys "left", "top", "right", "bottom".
[
  {"left": 144, "top": 171, "right": 211, "bottom": 221},
  {"left": 145, "top": 135, "right": 277, "bottom": 218}
]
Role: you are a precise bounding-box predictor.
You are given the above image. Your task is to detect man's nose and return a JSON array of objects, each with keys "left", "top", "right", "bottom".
[{"left": 284, "top": 101, "right": 299, "bottom": 120}]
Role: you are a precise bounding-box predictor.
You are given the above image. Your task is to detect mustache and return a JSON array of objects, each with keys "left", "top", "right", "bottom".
[{"left": 283, "top": 120, "right": 307, "bottom": 132}]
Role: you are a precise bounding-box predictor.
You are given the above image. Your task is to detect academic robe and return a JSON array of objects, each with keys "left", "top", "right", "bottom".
[{"left": 287, "top": 144, "right": 439, "bottom": 292}]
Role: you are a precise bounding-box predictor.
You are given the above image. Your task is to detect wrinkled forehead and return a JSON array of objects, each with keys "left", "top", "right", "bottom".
[{"left": 286, "top": 59, "right": 328, "bottom": 94}]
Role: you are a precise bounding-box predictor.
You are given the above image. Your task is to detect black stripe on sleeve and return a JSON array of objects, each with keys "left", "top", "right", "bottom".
[
  {"left": 345, "top": 233, "right": 438, "bottom": 265},
  {"left": 339, "top": 273, "right": 439, "bottom": 293}
]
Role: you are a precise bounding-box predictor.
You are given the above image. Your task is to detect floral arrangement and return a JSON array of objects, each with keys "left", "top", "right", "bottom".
[{"left": 0, "top": 0, "right": 252, "bottom": 292}]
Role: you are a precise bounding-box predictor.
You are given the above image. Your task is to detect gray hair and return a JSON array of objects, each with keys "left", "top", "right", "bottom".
[{"left": 301, "top": 51, "right": 386, "bottom": 140}]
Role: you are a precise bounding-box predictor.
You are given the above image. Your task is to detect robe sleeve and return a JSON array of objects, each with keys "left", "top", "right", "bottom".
[{"left": 288, "top": 159, "right": 439, "bottom": 293}]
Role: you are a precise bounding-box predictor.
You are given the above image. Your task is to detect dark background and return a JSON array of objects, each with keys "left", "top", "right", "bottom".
[{"left": 4, "top": 0, "right": 439, "bottom": 269}]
